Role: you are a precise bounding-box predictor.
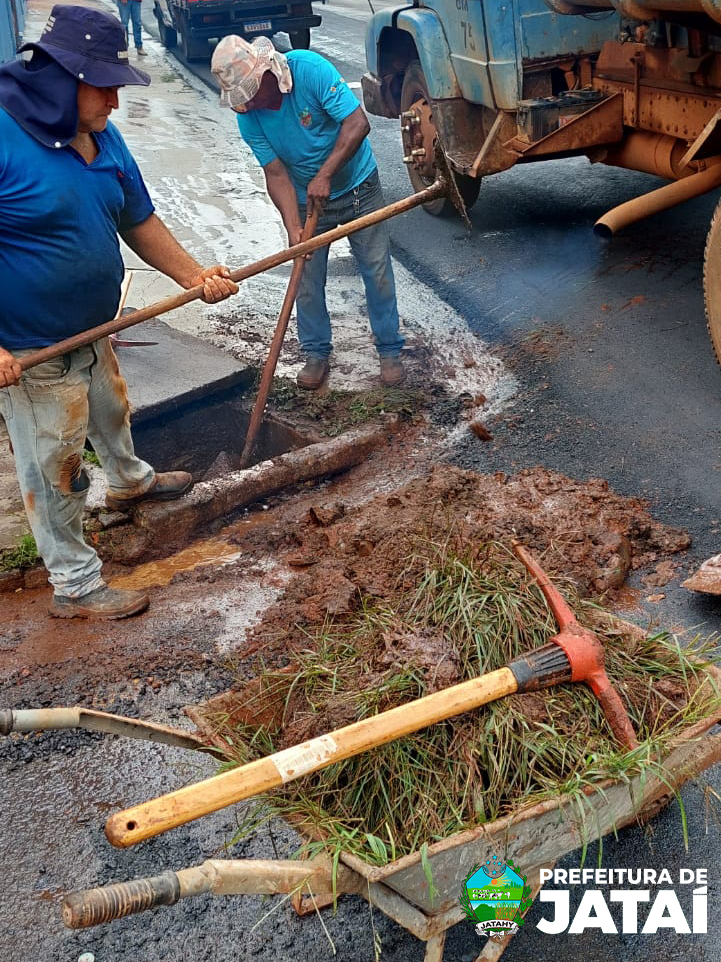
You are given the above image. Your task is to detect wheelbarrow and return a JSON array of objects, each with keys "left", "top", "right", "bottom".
[
  {"left": 7, "top": 551, "right": 721, "bottom": 961},
  {"left": 53, "top": 657, "right": 721, "bottom": 962}
]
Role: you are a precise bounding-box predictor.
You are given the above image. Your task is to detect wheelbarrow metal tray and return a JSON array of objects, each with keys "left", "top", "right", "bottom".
[{"left": 192, "top": 661, "right": 721, "bottom": 918}]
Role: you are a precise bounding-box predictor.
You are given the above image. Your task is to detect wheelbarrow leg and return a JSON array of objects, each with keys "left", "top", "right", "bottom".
[
  {"left": 472, "top": 862, "right": 554, "bottom": 962},
  {"left": 423, "top": 931, "right": 446, "bottom": 962}
]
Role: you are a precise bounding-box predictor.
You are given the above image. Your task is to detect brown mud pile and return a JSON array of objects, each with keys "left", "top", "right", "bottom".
[{"left": 242, "top": 464, "right": 690, "bottom": 662}]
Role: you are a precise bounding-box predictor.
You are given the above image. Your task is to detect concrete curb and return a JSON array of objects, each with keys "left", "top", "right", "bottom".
[{"left": 97, "top": 416, "right": 399, "bottom": 564}]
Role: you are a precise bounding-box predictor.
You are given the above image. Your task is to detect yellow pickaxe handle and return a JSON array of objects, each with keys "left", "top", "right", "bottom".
[{"left": 105, "top": 666, "right": 519, "bottom": 847}]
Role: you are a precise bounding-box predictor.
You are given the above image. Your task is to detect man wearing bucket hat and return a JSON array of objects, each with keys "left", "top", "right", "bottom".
[
  {"left": 0, "top": 5, "right": 238, "bottom": 621},
  {"left": 211, "top": 36, "right": 405, "bottom": 391}
]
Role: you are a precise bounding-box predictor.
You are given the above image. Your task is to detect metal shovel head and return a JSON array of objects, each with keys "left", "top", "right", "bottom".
[
  {"left": 682, "top": 553, "right": 721, "bottom": 594},
  {"left": 433, "top": 143, "right": 472, "bottom": 230}
]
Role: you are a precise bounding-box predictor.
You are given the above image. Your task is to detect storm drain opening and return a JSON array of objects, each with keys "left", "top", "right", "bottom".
[
  {"left": 90, "top": 375, "right": 394, "bottom": 567},
  {"left": 129, "top": 384, "right": 316, "bottom": 480}
]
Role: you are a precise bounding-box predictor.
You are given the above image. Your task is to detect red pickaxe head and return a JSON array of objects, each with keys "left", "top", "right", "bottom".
[{"left": 509, "top": 540, "right": 638, "bottom": 750}]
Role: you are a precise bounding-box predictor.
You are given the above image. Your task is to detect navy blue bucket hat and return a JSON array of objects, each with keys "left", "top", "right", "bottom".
[{"left": 19, "top": 4, "right": 151, "bottom": 87}]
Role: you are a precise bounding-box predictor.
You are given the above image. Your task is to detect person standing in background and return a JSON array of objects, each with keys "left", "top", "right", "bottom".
[{"left": 117, "top": 0, "right": 146, "bottom": 56}]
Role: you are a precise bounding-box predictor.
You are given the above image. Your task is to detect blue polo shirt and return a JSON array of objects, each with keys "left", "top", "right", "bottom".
[
  {"left": 0, "top": 109, "right": 154, "bottom": 350},
  {"left": 236, "top": 50, "right": 376, "bottom": 204}
]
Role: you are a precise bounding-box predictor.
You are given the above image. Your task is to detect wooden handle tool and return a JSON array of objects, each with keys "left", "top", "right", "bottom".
[
  {"left": 239, "top": 209, "right": 319, "bottom": 469},
  {"left": 105, "top": 542, "right": 637, "bottom": 848}
]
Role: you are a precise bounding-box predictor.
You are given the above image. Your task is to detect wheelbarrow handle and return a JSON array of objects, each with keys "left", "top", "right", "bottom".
[
  {"left": 63, "top": 857, "right": 349, "bottom": 928},
  {"left": 63, "top": 871, "right": 183, "bottom": 929},
  {"left": 0, "top": 707, "right": 205, "bottom": 751}
]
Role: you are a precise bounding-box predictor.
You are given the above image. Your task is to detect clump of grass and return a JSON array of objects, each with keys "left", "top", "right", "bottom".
[
  {"left": 0, "top": 533, "right": 39, "bottom": 571},
  {"left": 205, "top": 541, "right": 721, "bottom": 865},
  {"left": 82, "top": 448, "right": 101, "bottom": 467},
  {"left": 267, "top": 375, "right": 422, "bottom": 435}
]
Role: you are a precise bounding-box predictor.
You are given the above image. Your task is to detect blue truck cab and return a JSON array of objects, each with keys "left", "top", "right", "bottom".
[
  {"left": 362, "top": 1, "right": 621, "bottom": 211},
  {"left": 362, "top": 2, "right": 721, "bottom": 365}
]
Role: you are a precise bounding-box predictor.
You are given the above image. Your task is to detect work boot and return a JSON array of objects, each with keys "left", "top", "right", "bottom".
[
  {"left": 105, "top": 471, "right": 193, "bottom": 511},
  {"left": 49, "top": 585, "right": 150, "bottom": 621},
  {"left": 379, "top": 356, "right": 406, "bottom": 388},
  {"left": 297, "top": 358, "right": 330, "bottom": 391}
]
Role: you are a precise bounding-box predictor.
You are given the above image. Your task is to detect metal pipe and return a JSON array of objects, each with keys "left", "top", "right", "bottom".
[
  {"left": 0, "top": 707, "right": 205, "bottom": 751},
  {"left": 594, "top": 159, "right": 721, "bottom": 237},
  {"left": 593, "top": 132, "right": 691, "bottom": 179},
  {"left": 62, "top": 857, "right": 361, "bottom": 929}
]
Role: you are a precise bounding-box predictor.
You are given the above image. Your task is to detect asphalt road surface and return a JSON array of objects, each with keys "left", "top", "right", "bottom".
[{"left": 4, "top": 2, "right": 721, "bottom": 961}]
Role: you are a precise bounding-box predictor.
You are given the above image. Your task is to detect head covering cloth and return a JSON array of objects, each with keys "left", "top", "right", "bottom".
[{"left": 211, "top": 35, "right": 292, "bottom": 110}]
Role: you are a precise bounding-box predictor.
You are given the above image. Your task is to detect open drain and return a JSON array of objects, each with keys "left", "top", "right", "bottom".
[{"left": 129, "top": 385, "right": 315, "bottom": 479}]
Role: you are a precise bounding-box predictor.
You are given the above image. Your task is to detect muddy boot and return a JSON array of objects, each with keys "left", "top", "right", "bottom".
[
  {"left": 297, "top": 358, "right": 330, "bottom": 391},
  {"left": 379, "top": 356, "right": 406, "bottom": 387},
  {"left": 49, "top": 585, "right": 150, "bottom": 620},
  {"left": 105, "top": 471, "right": 193, "bottom": 511}
]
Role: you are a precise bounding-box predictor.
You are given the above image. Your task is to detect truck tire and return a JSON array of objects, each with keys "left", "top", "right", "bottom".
[
  {"left": 155, "top": 9, "right": 177, "bottom": 49},
  {"left": 289, "top": 28, "right": 311, "bottom": 49},
  {"left": 704, "top": 197, "right": 721, "bottom": 367},
  {"left": 179, "top": 13, "right": 208, "bottom": 62},
  {"left": 400, "top": 60, "right": 480, "bottom": 217}
]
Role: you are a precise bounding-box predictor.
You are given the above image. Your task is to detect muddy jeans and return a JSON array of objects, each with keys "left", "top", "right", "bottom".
[
  {"left": 297, "top": 169, "right": 404, "bottom": 360},
  {"left": 0, "top": 338, "right": 153, "bottom": 598}
]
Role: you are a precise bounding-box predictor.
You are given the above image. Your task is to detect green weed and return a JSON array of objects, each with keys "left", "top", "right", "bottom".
[{"left": 1, "top": 533, "right": 39, "bottom": 571}]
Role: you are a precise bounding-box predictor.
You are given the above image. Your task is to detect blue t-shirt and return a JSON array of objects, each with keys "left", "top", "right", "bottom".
[
  {"left": 236, "top": 50, "right": 376, "bottom": 204},
  {"left": 0, "top": 109, "right": 154, "bottom": 350}
]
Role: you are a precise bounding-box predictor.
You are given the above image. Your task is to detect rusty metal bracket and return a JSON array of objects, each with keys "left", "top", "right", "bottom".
[
  {"left": 679, "top": 107, "right": 721, "bottom": 170},
  {"left": 469, "top": 110, "right": 507, "bottom": 178},
  {"left": 506, "top": 94, "right": 624, "bottom": 159}
]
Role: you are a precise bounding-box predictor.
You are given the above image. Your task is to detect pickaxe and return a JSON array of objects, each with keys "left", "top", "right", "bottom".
[{"left": 104, "top": 542, "right": 637, "bottom": 848}]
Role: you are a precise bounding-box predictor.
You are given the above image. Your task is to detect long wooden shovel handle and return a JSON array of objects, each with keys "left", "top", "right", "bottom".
[
  {"left": 19, "top": 179, "right": 446, "bottom": 373},
  {"left": 239, "top": 209, "right": 319, "bottom": 469},
  {"left": 105, "top": 666, "right": 517, "bottom": 847}
]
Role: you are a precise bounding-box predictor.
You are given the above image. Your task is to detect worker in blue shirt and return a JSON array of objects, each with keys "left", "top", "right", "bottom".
[
  {"left": 211, "top": 36, "right": 405, "bottom": 391},
  {"left": 0, "top": 5, "right": 238, "bottom": 621}
]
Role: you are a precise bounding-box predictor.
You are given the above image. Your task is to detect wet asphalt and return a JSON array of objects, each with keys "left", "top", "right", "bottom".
[{"left": 3, "top": 2, "right": 721, "bottom": 960}]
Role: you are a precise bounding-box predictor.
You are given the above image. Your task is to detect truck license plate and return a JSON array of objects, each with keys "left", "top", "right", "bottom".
[{"left": 244, "top": 19, "right": 272, "bottom": 32}]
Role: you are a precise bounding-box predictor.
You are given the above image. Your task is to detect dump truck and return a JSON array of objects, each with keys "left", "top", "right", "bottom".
[
  {"left": 154, "top": 0, "right": 321, "bottom": 61},
  {"left": 362, "top": 1, "right": 721, "bottom": 363}
]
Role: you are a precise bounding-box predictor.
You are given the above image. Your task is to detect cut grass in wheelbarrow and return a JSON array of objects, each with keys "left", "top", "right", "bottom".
[{"left": 194, "top": 538, "right": 721, "bottom": 868}]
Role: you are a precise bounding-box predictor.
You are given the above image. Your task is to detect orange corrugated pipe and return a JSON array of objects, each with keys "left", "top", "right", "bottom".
[{"left": 594, "top": 159, "right": 721, "bottom": 238}]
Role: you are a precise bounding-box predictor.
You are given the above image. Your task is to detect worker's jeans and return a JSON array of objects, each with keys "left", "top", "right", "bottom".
[
  {"left": 0, "top": 338, "right": 154, "bottom": 599},
  {"left": 297, "top": 169, "right": 404, "bottom": 360},
  {"left": 116, "top": 0, "right": 143, "bottom": 49}
]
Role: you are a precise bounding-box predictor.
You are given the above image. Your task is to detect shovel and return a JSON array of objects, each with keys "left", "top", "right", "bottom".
[
  {"left": 17, "top": 152, "right": 468, "bottom": 376},
  {"left": 104, "top": 542, "right": 637, "bottom": 848},
  {"left": 238, "top": 209, "right": 319, "bottom": 469}
]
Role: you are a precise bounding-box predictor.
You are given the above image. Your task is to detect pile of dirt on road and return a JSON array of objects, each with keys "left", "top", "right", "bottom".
[
  {"left": 194, "top": 537, "right": 720, "bottom": 866},
  {"left": 189, "top": 466, "right": 715, "bottom": 865},
  {"left": 236, "top": 464, "right": 690, "bottom": 661}
]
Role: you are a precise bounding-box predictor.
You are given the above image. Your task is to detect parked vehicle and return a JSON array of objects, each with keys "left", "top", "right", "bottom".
[
  {"left": 362, "top": 1, "right": 721, "bottom": 363},
  {"left": 0, "top": 0, "right": 24, "bottom": 64},
  {"left": 154, "top": 0, "right": 321, "bottom": 61}
]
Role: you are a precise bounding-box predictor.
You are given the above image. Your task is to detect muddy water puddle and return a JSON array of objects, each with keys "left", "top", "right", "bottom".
[{"left": 110, "top": 536, "right": 242, "bottom": 589}]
